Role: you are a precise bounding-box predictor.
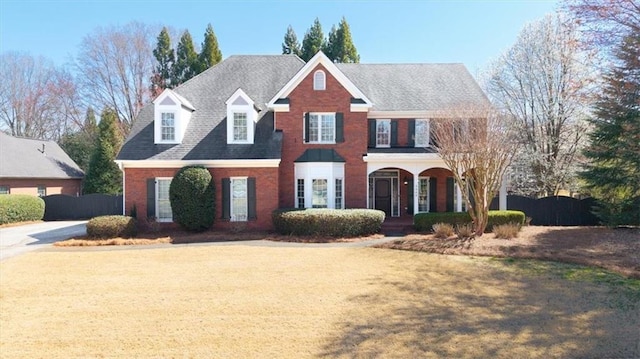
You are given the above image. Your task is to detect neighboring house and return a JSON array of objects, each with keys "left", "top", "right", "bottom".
[
  {"left": 116, "top": 51, "right": 501, "bottom": 230},
  {"left": 0, "top": 132, "right": 84, "bottom": 196}
]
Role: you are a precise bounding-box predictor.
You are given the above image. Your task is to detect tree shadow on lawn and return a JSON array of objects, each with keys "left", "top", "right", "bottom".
[{"left": 319, "top": 256, "right": 640, "bottom": 358}]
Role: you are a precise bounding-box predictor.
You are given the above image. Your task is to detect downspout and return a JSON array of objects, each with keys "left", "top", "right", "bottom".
[{"left": 116, "top": 160, "right": 125, "bottom": 216}]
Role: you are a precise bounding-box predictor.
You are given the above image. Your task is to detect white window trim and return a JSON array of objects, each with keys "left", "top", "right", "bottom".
[
  {"left": 160, "top": 112, "right": 177, "bottom": 142},
  {"left": 156, "top": 177, "right": 173, "bottom": 222},
  {"left": 294, "top": 162, "right": 345, "bottom": 209},
  {"left": 415, "top": 119, "right": 430, "bottom": 147},
  {"left": 313, "top": 70, "right": 326, "bottom": 91},
  {"left": 232, "top": 112, "right": 249, "bottom": 142},
  {"left": 376, "top": 119, "right": 391, "bottom": 148},
  {"left": 226, "top": 89, "right": 257, "bottom": 144},
  {"left": 307, "top": 112, "right": 336, "bottom": 144},
  {"left": 230, "top": 177, "right": 248, "bottom": 222}
]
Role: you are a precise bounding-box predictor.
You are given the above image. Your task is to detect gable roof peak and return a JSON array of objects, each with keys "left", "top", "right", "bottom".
[{"left": 153, "top": 88, "right": 195, "bottom": 111}]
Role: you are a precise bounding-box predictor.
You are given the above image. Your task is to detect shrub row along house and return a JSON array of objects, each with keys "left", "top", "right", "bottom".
[
  {"left": 0, "top": 132, "right": 84, "bottom": 197},
  {"left": 116, "top": 51, "right": 503, "bottom": 230}
]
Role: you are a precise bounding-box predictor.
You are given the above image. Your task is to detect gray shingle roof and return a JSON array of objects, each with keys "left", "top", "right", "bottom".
[
  {"left": 0, "top": 132, "right": 84, "bottom": 179},
  {"left": 336, "top": 63, "right": 489, "bottom": 111},
  {"left": 117, "top": 55, "right": 305, "bottom": 161}
]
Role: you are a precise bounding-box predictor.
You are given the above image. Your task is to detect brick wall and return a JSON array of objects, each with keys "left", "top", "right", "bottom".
[
  {"left": 0, "top": 178, "right": 82, "bottom": 196},
  {"left": 422, "top": 168, "right": 454, "bottom": 212},
  {"left": 276, "top": 64, "right": 368, "bottom": 208},
  {"left": 124, "top": 167, "right": 278, "bottom": 230}
]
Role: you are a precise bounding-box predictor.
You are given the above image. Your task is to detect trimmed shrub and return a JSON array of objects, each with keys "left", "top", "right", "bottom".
[
  {"left": 414, "top": 210, "right": 526, "bottom": 233},
  {"left": 169, "top": 166, "right": 215, "bottom": 232},
  {"left": 414, "top": 212, "right": 471, "bottom": 232},
  {"left": 486, "top": 210, "right": 526, "bottom": 232},
  {"left": 272, "top": 208, "right": 385, "bottom": 237},
  {"left": 87, "top": 215, "right": 137, "bottom": 238},
  {"left": 493, "top": 223, "right": 521, "bottom": 239},
  {"left": 432, "top": 223, "right": 454, "bottom": 239},
  {"left": 0, "top": 195, "right": 45, "bottom": 224}
]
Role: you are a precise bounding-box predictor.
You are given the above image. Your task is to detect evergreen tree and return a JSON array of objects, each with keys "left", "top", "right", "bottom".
[
  {"left": 83, "top": 108, "right": 123, "bottom": 195},
  {"left": 59, "top": 107, "right": 98, "bottom": 172},
  {"left": 332, "top": 17, "right": 359, "bottom": 63},
  {"left": 324, "top": 25, "right": 338, "bottom": 60},
  {"left": 151, "top": 27, "right": 175, "bottom": 94},
  {"left": 198, "top": 24, "right": 222, "bottom": 74},
  {"left": 300, "top": 18, "right": 325, "bottom": 61},
  {"left": 581, "top": 29, "right": 640, "bottom": 226},
  {"left": 282, "top": 25, "right": 301, "bottom": 56},
  {"left": 172, "top": 30, "right": 199, "bottom": 85}
]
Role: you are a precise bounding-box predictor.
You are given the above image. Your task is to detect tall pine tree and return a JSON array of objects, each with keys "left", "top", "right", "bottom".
[
  {"left": 282, "top": 25, "right": 301, "bottom": 56},
  {"left": 301, "top": 18, "right": 325, "bottom": 61},
  {"left": 198, "top": 24, "right": 222, "bottom": 74},
  {"left": 151, "top": 27, "right": 175, "bottom": 94},
  {"left": 331, "top": 17, "right": 359, "bottom": 63},
  {"left": 324, "top": 25, "right": 338, "bottom": 60},
  {"left": 84, "top": 108, "right": 123, "bottom": 195},
  {"left": 172, "top": 30, "right": 199, "bottom": 85},
  {"left": 581, "top": 29, "right": 640, "bottom": 226}
]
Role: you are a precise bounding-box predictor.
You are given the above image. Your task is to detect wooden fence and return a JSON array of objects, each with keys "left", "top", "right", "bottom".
[
  {"left": 490, "top": 195, "right": 599, "bottom": 226},
  {"left": 43, "top": 194, "right": 123, "bottom": 221}
]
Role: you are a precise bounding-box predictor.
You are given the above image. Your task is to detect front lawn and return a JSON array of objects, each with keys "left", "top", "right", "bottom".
[{"left": 1, "top": 245, "right": 638, "bottom": 358}]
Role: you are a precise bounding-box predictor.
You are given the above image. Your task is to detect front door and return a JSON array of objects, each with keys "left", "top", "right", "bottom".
[{"left": 375, "top": 178, "right": 391, "bottom": 216}]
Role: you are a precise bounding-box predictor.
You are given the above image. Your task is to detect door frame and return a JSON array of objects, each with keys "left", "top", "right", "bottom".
[{"left": 368, "top": 170, "right": 400, "bottom": 217}]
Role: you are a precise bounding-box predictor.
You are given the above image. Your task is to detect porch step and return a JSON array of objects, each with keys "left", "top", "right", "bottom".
[{"left": 380, "top": 223, "right": 414, "bottom": 236}]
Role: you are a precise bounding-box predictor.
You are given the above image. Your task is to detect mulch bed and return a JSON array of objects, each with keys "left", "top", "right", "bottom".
[{"left": 376, "top": 226, "right": 640, "bottom": 279}]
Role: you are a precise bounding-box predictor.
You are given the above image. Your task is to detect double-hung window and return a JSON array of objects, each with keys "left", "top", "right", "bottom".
[
  {"left": 161, "top": 112, "right": 175, "bottom": 141},
  {"left": 308, "top": 113, "right": 335, "bottom": 143},
  {"left": 37, "top": 185, "right": 46, "bottom": 197},
  {"left": 297, "top": 179, "right": 305, "bottom": 209},
  {"left": 312, "top": 179, "right": 328, "bottom": 208},
  {"left": 156, "top": 178, "right": 172, "bottom": 222},
  {"left": 335, "top": 179, "right": 343, "bottom": 209},
  {"left": 0, "top": 185, "right": 8, "bottom": 194},
  {"left": 415, "top": 119, "right": 430, "bottom": 147},
  {"left": 231, "top": 178, "right": 248, "bottom": 222},
  {"left": 233, "top": 112, "right": 248, "bottom": 141},
  {"left": 376, "top": 119, "right": 391, "bottom": 147}
]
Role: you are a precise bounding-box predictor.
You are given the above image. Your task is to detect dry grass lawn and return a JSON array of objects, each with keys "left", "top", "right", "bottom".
[{"left": 1, "top": 245, "right": 639, "bottom": 358}]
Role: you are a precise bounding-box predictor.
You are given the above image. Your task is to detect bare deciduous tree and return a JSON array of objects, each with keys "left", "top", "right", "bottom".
[
  {"left": 485, "top": 14, "right": 593, "bottom": 197},
  {"left": 432, "top": 107, "right": 517, "bottom": 237},
  {"left": 75, "top": 22, "right": 157, "bottom": 134},
  {"left": 0, "top": 52, "right": 81, "bottom": 140}
]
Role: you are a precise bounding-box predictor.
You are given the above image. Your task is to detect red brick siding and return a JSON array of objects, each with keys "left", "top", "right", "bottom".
[
  {"left": 0, "top": 178, "right": 82, "bottom": 196},
  {"left": 276, "top": 64, "right": 368, "bottom": 209},
  {"left": 124, "top": 167, "right": 278, "bottom": 230}
]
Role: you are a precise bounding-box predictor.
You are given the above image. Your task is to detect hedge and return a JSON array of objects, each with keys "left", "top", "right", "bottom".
[
  {"left": 169, "top": 166, "right": 215, "bottom": 232},
  {"left": 414, "top": 210, "right": 526, "bottom": 233},
  {"left": 86, "top": 215, "right": 138, "bottom": 239},
  {"left": 272, "top": 208, "right": 385, "bottom": 237},
  {"left": 0, "top": 195, "right": 45, "bottom": 224}
]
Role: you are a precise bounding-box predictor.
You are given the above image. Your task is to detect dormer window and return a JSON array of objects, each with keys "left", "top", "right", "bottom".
[
  {"left": 226, "top": 88, "right": 257, "bottom": 144},
  {"left": 153, "top": 89, "right": 195, "bottom": 144},
  {"left": 313, "top": 70, "right": 326, "bottom": 90},
  {"left": 161, "top": 112, "right": 176, "bottom": 141}
]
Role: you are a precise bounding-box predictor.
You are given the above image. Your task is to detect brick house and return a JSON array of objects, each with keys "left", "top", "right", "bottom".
[
  {"left": 116, "top": 51, "right": 501, "bottom": 230},
  {"left": 0, "top": 132, "right": 84, "bottom": 196}
]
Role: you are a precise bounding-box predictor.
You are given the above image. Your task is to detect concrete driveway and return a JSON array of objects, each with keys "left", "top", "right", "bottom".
[{"left": 0, "top": 221, "right": 86, "bottom": 261}]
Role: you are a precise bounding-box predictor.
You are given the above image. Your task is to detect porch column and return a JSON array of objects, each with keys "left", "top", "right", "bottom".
[
  {"left": 499, "top": 174, "right": 507, "bottom": 210},
  {"left": 455, "top": 182, "right": 463, "bottom": 212},
  {"left": 413, "top": 171, "right": 420, "bottom": 215}
]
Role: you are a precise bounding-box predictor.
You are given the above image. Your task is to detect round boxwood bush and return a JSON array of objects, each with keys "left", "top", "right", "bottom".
[
  {"left": 272, "top": 208, "right": 386, "bottom": 237},
  {"left": 0, "top": 194, "right": 45, "bottom": 225},
  {"left": 169, "top": 166, "right": 215, "bottom": 232},
  {"left": 87, "top": 215, "right": 137, "bottom": 238}
]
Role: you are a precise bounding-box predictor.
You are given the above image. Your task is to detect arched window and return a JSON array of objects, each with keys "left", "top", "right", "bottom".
[{"left": 313, "top": 70, "right": 326, "bottom": 90}]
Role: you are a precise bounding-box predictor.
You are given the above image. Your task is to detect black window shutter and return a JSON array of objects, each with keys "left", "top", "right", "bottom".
[
  {"left": 335, "top": 113, "right": 344, "bottom": 143},
  {"left": 146, "top": 178, "right": 155, "bottom": 218},
  {"left": 446, "top": 177, "right": 454, "bottom": 212},
  {"left": 429, "top": 178, "right": 438, "bottom": 212},
  {"left": 304, "top": 113, "right": 310, "bottom": 143},
  {"left": 222, "top": 178, "right": 231, "bottom": 219},
  {"left": 247, "top": 177, "right": 257, "bottom": 220},
  {"left": 368, "top": 119, "right": 376, "bottom": 147},
  {"left": 408, "top": 119, "right": 415, "bottom": 147},
  {"left": 391, "top": 120, "right": 398, "bottom": 147}
]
